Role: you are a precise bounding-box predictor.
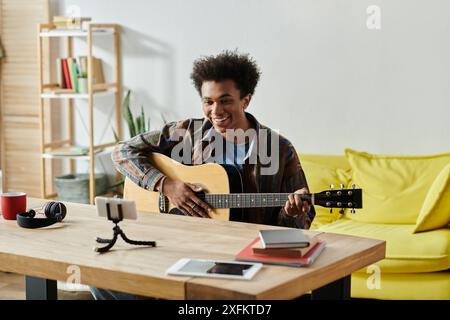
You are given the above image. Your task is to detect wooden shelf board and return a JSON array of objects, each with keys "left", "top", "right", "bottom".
[
  {"left": 39, "top": 28, "right": 114, "bottom": 38},
  {"left": 42, "top": 147, "right": 114, "bottom": 160},
  {"left": 40, "top": 90, "right": 115, "bottom": 99}
]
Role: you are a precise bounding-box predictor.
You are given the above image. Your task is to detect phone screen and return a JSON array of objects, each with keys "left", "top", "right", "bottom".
[
  {"left": 95, "top": 197, "right": 137, "bottom": 220},
  {"left": 206, "top": 262, "right": 253, "bottom": 276}
]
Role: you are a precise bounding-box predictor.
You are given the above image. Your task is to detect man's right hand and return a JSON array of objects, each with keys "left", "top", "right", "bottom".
[{"left": 159, "top": 177, "right": 212, "bottom": 218}]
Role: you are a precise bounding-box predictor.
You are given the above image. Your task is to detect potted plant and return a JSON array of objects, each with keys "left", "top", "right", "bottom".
[
  {"left": 55, "top": 173, "right": 108, "bottom": 204},
  {"left": 109, "top": 90, "right": 157, "bottom": 196},
  {"left": 77, "top": 71, "right": 88, "bottom": 94}
]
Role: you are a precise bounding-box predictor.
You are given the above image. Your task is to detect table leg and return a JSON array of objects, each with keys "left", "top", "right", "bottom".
[
  {"left": 25, "top": 276, "right": 57, "bottom": 300},
  {"left": 311, "top": 275, "right": 351, "bottom": 300}
]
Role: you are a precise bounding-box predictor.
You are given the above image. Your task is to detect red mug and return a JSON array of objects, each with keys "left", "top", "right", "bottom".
[{"left": 1, "top": 192, "right": 27, "bottom": 220}]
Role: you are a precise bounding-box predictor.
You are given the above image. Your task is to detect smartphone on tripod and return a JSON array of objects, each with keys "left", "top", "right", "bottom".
[
  {"left": 93, "top": 197, "right": 155, "bottom": 253},
  {"left": 95, "top": 197, "right": 137, "bottom": 221}
]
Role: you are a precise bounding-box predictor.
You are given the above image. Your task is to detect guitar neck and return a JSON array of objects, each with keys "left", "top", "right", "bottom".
[{"left": 199, "top": 193, "right": 313, "bottom": 209}]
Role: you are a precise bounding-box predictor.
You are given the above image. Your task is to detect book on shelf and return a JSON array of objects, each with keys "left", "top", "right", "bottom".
[
  {"left": 259, "top": 228, "right": 311, "bottom": 249},
  {"left": 235, "top": 237, "right": 327, "bottom": 267},
  {"left": 252, "top": 233, "right": 322, "bottom": 258},
  {"left": 56, "top": 58, "right": 66, "bottom": 88},
  {"left": 77, "top": 56, "right": 88, "bottom": 77},
  {"left": 53, "top": 16, "right": 92, "bottom": 23},
  {"left": 52, "top": 16, "right": 92, "bottom": 30},
  {"left": 61, "top": 58, "right": 72, "bottom": 89},
  {"left": 54, "top": 56, "right": 105, "bottom": 93},
  {"left": 68, "top": 58, "right": 79, "bottom": 93}
]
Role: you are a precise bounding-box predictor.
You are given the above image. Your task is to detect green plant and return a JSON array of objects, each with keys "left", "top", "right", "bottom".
[
  {"left": 123, "top": 90, "right": 151, "bottom": 138},
  {"left": 110, "top": 90, "right": 154, "bottom": 195},
  {"left": 112, "top": 91, "right": 168, "bottom": 142}
]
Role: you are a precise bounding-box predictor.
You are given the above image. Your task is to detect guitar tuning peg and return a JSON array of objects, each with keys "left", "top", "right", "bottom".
[
  {"left": 339, "top": 209, "right": 345, "bottom": 214},
  {"left": 329, "top": 208, "right": 333, "bottom": 214},
  {"left": 352, "top": 184, "right": 356, "bottom": 189},
  {"left": 351, "top": 208, "right": 356, "bottom": 214},
  {"left": 329, "top": 184, "right": 334, "bottom": 190},
  {"left": 340, "top": 183, "right": 344, "bottom": 189}
]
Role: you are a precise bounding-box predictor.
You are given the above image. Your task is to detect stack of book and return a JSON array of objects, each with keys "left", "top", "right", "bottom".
[
  {"left": 53, "top": 56, "right": 104, "bottom": 93},
  {"left": 235, "top": 229, "right": 326, "bottom": 267},
  {"left": 53, "top": 16, "right": 92, "bottom": 30}
]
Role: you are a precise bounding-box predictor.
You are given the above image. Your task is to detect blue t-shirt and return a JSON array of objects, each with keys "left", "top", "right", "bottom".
[
  {"left": 203, "top": 128, "right": 254, "bottom": 171},
  {"left": 222, "top": 139, "right": 250, "bottom": 171}
]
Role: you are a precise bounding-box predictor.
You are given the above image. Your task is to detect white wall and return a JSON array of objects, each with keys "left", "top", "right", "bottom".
[{"left": 54, "top": 0, "right": 450, "bottom": 158}]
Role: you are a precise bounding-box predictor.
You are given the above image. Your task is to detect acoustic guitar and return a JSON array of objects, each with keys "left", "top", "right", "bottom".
[{"left": 123, "top": 153, "right": 362, "bottom": 221}]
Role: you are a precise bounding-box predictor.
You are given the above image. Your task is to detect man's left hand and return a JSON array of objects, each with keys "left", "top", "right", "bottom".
[{"left": 284, "top": 187, "right": 309, "bottom": 218}]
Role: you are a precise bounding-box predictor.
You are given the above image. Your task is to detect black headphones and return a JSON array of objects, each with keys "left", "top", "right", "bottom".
[{"left": 17, "top": 201, "right": 67, "bottom": 229}]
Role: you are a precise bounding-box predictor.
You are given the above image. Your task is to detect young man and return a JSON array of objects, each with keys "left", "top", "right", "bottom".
[
  {"left": 112, "top": 50, "right": 315, "bottom": 228},
  {"left": 91, "top": 51, "right": 315, "bottom": 300}
]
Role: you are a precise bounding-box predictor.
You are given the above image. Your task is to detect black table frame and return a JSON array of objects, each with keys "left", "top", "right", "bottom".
[{"left": 25, "top": 274, "right": 351, "bottom": 300}]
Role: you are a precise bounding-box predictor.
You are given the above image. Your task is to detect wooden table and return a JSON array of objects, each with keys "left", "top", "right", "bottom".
[{"left": 0, "top": 198, "right": 385, "bottom": 300}]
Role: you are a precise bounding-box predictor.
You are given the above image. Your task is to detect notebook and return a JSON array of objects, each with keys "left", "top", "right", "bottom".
[
  {"left": 259, "top": 229, "right": 310, "bottom": 249},
  {"left": 252, "top": 234, "right": 321, "bottom": 258},
  {"left": 236, "top": 237, "right": 326, "bottom": 267}
]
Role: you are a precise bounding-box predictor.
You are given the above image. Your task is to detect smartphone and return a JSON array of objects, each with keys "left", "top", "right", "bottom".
[
  {"left": 166, "top": 258, "right": 262, "bottom": 280},
  {"left": 95, "top": 196, "right": 137, "bottom": 220},
  {"left": 206, "top": 262, "right": 253, "bottom": 276}
]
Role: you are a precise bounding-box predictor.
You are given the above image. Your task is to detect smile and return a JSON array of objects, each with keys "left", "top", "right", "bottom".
[{"left": 213, "top": 116, "right": 230, "bottom": 123}]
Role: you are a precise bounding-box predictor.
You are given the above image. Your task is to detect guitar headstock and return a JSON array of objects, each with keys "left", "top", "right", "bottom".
[{"left": 313, "top": 184, "right": 362, "bottom": 214}]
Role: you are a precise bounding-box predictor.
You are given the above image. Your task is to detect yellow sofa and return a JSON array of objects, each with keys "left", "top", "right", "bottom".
[{"left": 300, "top": 150, "right": 450, "bottom": 300}]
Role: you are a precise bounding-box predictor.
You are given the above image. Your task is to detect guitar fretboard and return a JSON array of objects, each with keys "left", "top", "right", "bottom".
[{"left": 198, "top": 193, "right": 312, "bottom": 209}]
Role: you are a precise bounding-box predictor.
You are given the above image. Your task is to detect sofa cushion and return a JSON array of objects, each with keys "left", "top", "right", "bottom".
[
  {"left": 351, "top": 271, "right": 450, "bottom": 300},
  {"left": 299, "top": 157, "right": 351, "bottom": 229},
  {"left": 414, "top": 163, "right": 450, "bottom": 233},
  {"left": 345, "top": 148, "right": 450, "bottom": 224},
  {"left": 299, "top": 153, "right": 351, "bottom": 171},
  {"left": 318, "top": 219, "right": 450, "bottom": 273}
]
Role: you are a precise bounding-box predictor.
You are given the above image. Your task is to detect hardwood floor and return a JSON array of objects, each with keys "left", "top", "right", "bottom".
[
  {"left": 0, "top": 272, "right": 93, "bottom": 300},
  {"left": 0, "top": 272, "right": 23, "bottom": 300}
]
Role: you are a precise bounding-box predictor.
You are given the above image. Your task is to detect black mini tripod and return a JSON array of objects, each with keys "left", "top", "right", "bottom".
[{"left": 95, "top": 203, "right": 156, "bottom": 254}]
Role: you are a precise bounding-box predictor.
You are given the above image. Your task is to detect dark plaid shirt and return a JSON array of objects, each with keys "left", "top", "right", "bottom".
[{"left": 112, "top": 113, "right": 315, "bottom": 229}]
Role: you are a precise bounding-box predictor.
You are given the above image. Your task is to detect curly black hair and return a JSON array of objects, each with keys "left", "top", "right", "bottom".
[{"left": 190, "top": 50, "right": 261, "bottom": 98}]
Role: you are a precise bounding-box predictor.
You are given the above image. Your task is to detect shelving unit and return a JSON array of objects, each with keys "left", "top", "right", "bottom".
[{"left": 37, "top": 23, "right": 122, "bottom": 204}]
